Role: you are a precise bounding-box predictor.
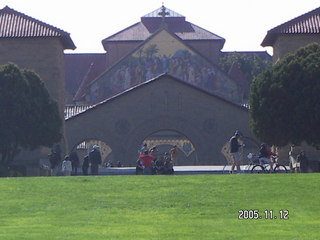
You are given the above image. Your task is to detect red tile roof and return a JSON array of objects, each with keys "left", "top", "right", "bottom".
[
  {"left": 261, "top": 6, "right": 320, "bottom": 46},
  {"left": 0, "top": 6, "right": 75, "bottom": 49}
]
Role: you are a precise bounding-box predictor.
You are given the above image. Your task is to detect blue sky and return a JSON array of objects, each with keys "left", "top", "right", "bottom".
[{"left": 1, "top": 0, "right": 319, "bottom": 54}]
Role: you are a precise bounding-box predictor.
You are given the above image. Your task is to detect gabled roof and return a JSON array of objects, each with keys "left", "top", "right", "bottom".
[
  {"left": 102, "top": 5, "right": 224, "bottom": 45},
  {"left": 66, "top": 73, "right": 247, "bottom": 120},
  {"left": 83, "top": 28, "right": 241, "bottom": 105},
  {"left": 0, "top": 6, "right": 76, "bottom": 49},
  {"left": 261, "top": 6, "right": 320, "bottom": 47}
]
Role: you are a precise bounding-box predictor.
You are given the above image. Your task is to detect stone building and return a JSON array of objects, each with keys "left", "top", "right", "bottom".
[
  {"left": 261, "top": 6, "right": 320, "bottom": 63},
  {"left": 0, "top": 5, "right": 272, "bottom": 174},
  {"left": 66, "top": 73, "right": 257, "bottom": 167},
  {"left": 65, "top": 6, "right": 264, "bottom": 167},
  {"left": 261, "top": 6, "right": 320, "bottom": 171},
  {"left": 0, "top": 6, "right": 75, "bottom": 175},
  {"left": 0, "top": 6, "right": 75, "bottom": 110},
  {"left": 66, "top": 6, "right": 270, "bottom": 107}
]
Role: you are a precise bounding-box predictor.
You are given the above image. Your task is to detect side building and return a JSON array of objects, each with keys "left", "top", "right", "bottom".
[
  {"left": 262, "top": 6, "right": 320, "bottom": 63},
  {"left": 0, "top": 6, "right": 76, "bottom": 175},
  {"left": 261, "top": 6, "right": 320, "bottom": 171}
]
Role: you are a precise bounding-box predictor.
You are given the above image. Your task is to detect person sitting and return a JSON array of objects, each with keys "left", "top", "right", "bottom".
[{"left": 258, "top": 143, "right": 277, "bottom": 170}]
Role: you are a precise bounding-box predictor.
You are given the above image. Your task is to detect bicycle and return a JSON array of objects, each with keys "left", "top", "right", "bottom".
[{"left": 248, "top": 153, "right": 288, "bottom": 173}]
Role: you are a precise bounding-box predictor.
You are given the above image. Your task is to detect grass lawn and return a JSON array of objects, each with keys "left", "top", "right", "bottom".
[{"left": 0, "top": 173, "right": 319, "bottom": 240}]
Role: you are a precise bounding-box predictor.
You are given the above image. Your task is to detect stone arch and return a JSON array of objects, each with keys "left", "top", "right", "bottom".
[
  {"left": 141, "top": 129, "right": 198, "bottom": 165},
  {"left": 69, "top": 138, "right": 114, "bottom": 167},
  {"left": 120, "top": 115, "right": 207, "bottom": 166}
]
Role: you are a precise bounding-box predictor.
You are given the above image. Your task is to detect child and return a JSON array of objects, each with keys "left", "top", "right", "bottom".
[{"left": 62, "top": 155, "right": 72, "bottom": 176}]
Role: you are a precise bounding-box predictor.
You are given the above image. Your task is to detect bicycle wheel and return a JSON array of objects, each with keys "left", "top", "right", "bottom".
[
  {"left": 244, "top": 164, "right": 254, "bottom": 173},
  {"left": 251, "top": 165, "right": 265, "bottom": 173},
  {"left": 273, "top": 164, "right": 288, "bottom": 173}
]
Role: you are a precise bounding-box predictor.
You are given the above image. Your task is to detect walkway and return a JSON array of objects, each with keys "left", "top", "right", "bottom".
[{"left": 98, "top": 165, "right": 226, "bottom": 175}]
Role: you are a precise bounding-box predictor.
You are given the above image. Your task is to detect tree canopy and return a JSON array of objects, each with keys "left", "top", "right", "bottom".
[
  {"left": 249, "top": 43, "right": 320, "bottom": 147},
  {"left": 219, "top": 52, "right": 272, "bottom": 84},
  {"left": 0, "top": 63, "right": 62, "bottom": 170}
]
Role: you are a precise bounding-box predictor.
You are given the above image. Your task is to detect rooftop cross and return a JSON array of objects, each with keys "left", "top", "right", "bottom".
[{"left": 158, "top": 4, "right": 170, "bottom": 19}]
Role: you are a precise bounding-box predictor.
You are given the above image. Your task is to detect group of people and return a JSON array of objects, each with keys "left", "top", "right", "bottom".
[
  {"left": 48, "top": 145, "right": 102, "bottom": 176},
  {"left": 136, "top": 144, "right": 177, "bottom": 175},
  {"left": 229, "top": 130, "right": 309, "bottom": 173}
]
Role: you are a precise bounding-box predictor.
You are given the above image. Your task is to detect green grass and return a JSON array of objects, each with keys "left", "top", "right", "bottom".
[{"left": 0, "top": 174, "right": 319, "bottom": 240}]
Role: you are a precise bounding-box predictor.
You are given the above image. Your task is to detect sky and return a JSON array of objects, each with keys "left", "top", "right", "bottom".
[{"left": 0, "top": 0, "right": 319, "bottom": 54}]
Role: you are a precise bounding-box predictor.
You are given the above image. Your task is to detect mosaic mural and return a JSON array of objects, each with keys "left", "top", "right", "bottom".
[{"left": 88, "top": 30, "right": 241, "bottom": 104}]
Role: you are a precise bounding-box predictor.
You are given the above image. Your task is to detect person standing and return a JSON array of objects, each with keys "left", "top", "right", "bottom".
[
  {"left": 82, "top": 155, "right": 89, "bottom": 176},
  {"left": 229, "top": 131, "right": 243, "bottom": 174},
  {"left": 62, "top": 155, "right": 72, "bottom": 176},
  {"left": 48, "top": 149, "right": 59, "bottom": 176},
  {"left": 136, "top": 158, "right": 143, "bottom": 175},
  {"left": 89, "top": 145, "right": 102, "bottom": 175},
  {"left": 297, "top": 150, "right": 309, "bottom": 173},
  {"left": 170, "top": 145, "right": 179, "bottom": 165},
  {"left": 289, "top": 145, "right": 301, "bottom": 173},
  {"left": 70, "top": 151, "right": 80, "bottom": 176},
  {"left": 139, "top": 150, "right": 155, "bottom": 175},
  {"left": 139, "top": 143, "right": 148, "bottom": 154}
]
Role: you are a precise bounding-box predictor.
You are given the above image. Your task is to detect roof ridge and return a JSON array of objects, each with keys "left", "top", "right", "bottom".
[
  {"left": 0, "top": 5, "right": 76, "bottom": 49},
  {"left": 261, "top": 6, "right": 320, "bottom": 46},
  {"left": 0, "top": 5, "right": 70, "bottom": 36},
  {"left": 269, "top": 6, "right": 320, "bottom": 33}
]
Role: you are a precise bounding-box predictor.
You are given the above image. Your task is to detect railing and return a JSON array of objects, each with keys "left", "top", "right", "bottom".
[{"left": 64, "top": 104, "right": 92, "bottom": 120}]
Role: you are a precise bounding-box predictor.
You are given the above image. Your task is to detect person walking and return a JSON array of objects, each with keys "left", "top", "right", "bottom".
[{"left": 229, "top": 130, "right": 243, "bottom": 174}]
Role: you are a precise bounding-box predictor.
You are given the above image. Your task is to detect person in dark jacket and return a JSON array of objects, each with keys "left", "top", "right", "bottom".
[
  {"left": 297, "top": 150, "right": 309, "bottom": 173},
  {"left": 89, "top": 145, "right": 102, "bottom": 175},
  {"left": 48, "top": 149, "right": 59, "bottom": 176},
  {"left": 82, "top": 155, "right": 89, "bottom": 176},
  {"left": 229, "top": 131, "right": 243, "bottom": 174},
  {"left": 70, "top": 151, "right": 80, "bottom": 176}
]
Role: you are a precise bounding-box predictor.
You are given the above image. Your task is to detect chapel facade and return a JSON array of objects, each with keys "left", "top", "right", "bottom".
[{"left": 0, "top": 5, "right": 274, "bottom": 175}]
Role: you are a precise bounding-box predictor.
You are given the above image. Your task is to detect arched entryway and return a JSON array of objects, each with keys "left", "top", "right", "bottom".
[
  {"left": 70, "top": 139, "right": 114, "bottom": 168},
  {"left": 141, "top": 130, "right": 198, "bottom": 165}
]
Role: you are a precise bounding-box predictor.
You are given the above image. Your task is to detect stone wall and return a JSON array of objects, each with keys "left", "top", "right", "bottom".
[
  {"left": 0, "top": 37, "right": 67, "bottom": 172},
  {"left": 0, "top": 38, "right": 66, "bottom": 108},
  {"left": 66, "top": 74, "right": 255, "bottom": 167},
  {"left": 272, "top": 34, "right": 320, "bottom": 63},
  {"left": 104, "top": 41, "right": 141, "bottom": 68}
]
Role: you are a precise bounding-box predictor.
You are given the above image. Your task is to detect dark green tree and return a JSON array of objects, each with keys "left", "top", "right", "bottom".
[
  {"left": 219, "top": 52, "right": 272, "bottom": 83},
  {"left": 249, "top": 43, "right": 320, "bottom": 148},
  {"left": 0, "top": 63, "right": 62, "bottom": 174}
]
